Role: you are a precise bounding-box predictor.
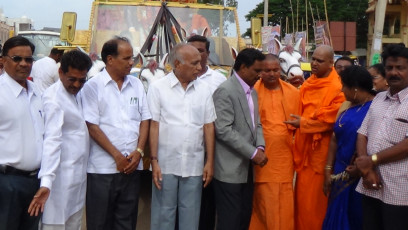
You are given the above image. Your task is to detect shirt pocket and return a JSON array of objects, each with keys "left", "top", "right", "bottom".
[
  {"left": 190, "top": 103, "right": 205, "bottom": 126},
  {"left": 388, "top": 118, "right": 408, "bottom": 144},
  {"left": 128, "top": 96, "right": 141, "bottom": 122}
]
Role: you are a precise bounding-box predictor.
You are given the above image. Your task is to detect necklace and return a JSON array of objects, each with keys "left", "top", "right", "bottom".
[{"left": 338, "top": 100, "right": 368, "bottom": 128}]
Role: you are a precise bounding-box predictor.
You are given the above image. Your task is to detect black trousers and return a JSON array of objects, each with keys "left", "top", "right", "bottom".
[
  {"left": 86, "top": 171, "right": 141, "bottom": 230},
  {"left": 0, "top": 173, "right": 41, "bottom": 230},
  {"left": 362, "top": 195, "right": 408, "bottom": 230},
  {"left": 198, "top": 181, "right": 216, "bottom": 230},
  {"left": 213, "top": 168, "right": 254, "bottom": 230}
]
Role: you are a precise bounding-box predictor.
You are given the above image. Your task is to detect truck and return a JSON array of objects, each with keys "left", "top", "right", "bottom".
[
  {"left": 62, "top": 0, "right": 245, "bottom": 69},
  {"left": 17, "top": 30, "right": 67, "bottom": 60}
]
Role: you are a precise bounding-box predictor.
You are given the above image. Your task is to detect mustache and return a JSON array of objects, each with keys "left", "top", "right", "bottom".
[{"left": 388, "top": 76, "right": 400, "bottom": 81}]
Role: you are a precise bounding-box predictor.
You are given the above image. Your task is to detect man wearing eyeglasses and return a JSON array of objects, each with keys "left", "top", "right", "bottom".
[
  {"left": 31, "top": 47, "right": 64, "bottom": 94},
  {"left": 27, "top": 50, "right": 93, "bottom": 230},
  {"left": 81, "top": 37, "right": 151, "bottom": 230},
  {"left": 0, "top": 36, "right": 43, "bottom": 230}
]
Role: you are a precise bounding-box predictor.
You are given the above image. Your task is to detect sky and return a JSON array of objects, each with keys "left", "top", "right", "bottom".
[{"left": 0, "top": 0, "right": 263, "bottom": 34}]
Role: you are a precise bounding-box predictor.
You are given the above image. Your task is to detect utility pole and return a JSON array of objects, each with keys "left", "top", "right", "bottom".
[
  {"left": 370, "top": 0, "right": 387, "bottom": 65},
  {"left": 263, "top": 0, "right": 269, "bottom": 52}
]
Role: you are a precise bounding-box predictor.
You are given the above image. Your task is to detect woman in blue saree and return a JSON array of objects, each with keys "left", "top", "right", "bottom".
[{"left": 323, "top": 65, "right": 376, "bottom": 230}]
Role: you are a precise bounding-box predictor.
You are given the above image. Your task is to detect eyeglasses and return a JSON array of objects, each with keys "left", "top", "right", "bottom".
[{"left": 5, "top": 55, "right": 34, "bottom": 64}]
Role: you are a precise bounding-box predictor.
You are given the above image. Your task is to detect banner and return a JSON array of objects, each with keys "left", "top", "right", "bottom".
[
  {"left": 295, "top": 31, "right": 307, "bottom": 61},
  {"left": 284, "top": 33, "right": 293, "bottom": 46},
  {"left": 262, "top": 25, "right": 281, "bottom": 55},
  {"left": 314, "top": 23, "right": 331, "bottom": 47}
]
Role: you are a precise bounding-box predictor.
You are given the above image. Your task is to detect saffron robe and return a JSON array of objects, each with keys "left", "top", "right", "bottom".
[
  {"left": 249, "top": 79, "right": 299, "bottom": 230},
  {"left": 294, "top": 67, "right": 345, "bottom": 230}
]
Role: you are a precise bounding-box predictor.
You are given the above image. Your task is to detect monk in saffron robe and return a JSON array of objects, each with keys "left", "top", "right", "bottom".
[
  {"left": 249, "top": 54, "right": 299, "bottom": 230},
  {"left": 284, "top": 45, "right": 345, "bottom": 230}
]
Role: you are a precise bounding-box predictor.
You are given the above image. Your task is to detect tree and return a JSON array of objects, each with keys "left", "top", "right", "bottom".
[
  {"left": 243, "top": 0, "right": 368, "bottom": 48},
  {"left": 198, "top": 0, "right": 237, "bottom": 7}
]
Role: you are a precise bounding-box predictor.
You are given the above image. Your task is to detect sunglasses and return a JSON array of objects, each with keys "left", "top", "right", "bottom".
[{"left": 5, "top": 55, "right": 34, "bottom": 64}]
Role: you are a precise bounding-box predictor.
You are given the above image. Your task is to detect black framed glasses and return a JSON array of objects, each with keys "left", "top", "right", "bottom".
[{"left": 5, "top": 55, "right": 34, "bottom": 64}]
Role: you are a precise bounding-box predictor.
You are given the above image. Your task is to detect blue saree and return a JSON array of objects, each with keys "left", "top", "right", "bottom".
[{"left": 322, "top": 101, "right": 371, "bottom": 230}]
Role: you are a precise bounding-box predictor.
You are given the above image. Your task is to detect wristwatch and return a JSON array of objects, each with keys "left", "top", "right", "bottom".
[
  {"left": 371, "top": 154, "right": 378, "bottom": 165},
  {"left": 136, "top": 147, "right": 144, "bottom": 157}
]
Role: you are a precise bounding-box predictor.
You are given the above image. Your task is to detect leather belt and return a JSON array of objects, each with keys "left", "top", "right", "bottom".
[{"left": 0, "top": 165, "right": 39, "bottom": 177}]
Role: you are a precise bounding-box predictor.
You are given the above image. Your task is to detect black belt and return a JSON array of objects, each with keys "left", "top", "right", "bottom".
[{"left": 0, "top": 165, "right": 39, "bottom": 177}]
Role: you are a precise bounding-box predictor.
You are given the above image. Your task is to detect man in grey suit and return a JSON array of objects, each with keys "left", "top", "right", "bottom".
[{"left": 212, "top": 48, "right": 268, "bottom": 230}]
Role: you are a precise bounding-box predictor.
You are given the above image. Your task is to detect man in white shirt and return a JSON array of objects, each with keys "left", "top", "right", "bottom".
[
  {"left": 27, "top": 50, "right": 93, "bottom": 230},
  {"left": 0, "top": 36, "right": 43, "bottom": 230},
  {"left": 187, "top": 35, "right": 226, "bottom": 230},
  {"left": 187, "top": 35, "right": 226, "bottom": 94},
  {"left": 148, "top": 43, "right": 216, "bottom": 230},
  {"left": 31, "top": 47, "right": 64, "bottom": 93},
  {"left": 82, "top": 37, "right": 151, "bottom": 230}
]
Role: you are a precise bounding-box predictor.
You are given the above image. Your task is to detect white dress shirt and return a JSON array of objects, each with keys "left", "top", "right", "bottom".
[
  {"left": 31, "top": 56, "right": 59, "bottom": 94},
  {"left": 0, "top": 72, "right": 44, "bottom": 171},
  {"left": 82, "top": 69, "right": 151, "bottom": 174},
  {"left": 147, "top": 72, "right": 216, "bottom": 177},
  {"left": 38, "top": 80, "right": 90, "bottom": 224},
  {"left": 199, "top": 66, "right": 226, "bottom": 94}
]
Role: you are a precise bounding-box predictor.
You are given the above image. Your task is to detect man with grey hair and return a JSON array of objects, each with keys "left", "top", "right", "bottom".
[{"left": 147, "top": 43, "right": 216, "bottom": 230}]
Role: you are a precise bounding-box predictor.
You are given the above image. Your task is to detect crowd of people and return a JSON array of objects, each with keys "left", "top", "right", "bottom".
[{"left": 0, "top": 34, "right": 408, "bottom": 230}]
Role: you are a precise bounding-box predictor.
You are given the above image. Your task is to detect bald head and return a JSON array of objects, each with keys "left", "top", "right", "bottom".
[
  {"left": 264, "top": 53, "right": 280, "bottom": 62},
  {"left": 311, "top": 45, "right": 334, "bottom": 78},
  {"left": 171, "top": 44, "right": 202, "bottom": 84},
  {"left": 169, "top": 44, "right": 200, "bottom": 68},
  {"left": 315, "top": 45, "right": 334, "bottom": 61}
]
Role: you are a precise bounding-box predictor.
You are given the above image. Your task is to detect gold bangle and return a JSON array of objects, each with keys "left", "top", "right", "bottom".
[
  {"left": 136, "top": 147, "right": 144, "bottom": 157},
  {"left": 325, "top": 165, "right": 333, "bottom": 170},
  {"left": 371, "top": 154, "right": 378, "bottom": 165}
]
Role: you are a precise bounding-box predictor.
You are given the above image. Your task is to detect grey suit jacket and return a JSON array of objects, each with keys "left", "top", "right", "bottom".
[{"left": 213, "top": 73, "right": 265, "bottom": 183}]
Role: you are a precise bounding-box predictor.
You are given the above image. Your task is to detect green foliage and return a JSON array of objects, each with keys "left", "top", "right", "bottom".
[
  {"left": 243, "top": 0, "right": 368, "bottom": 48},
  {"left": 198, "top": 0, "right": 237, "bottom": 7}
]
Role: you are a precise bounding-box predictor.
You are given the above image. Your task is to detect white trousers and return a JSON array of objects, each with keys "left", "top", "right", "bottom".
[{"left": 41, "top": 208, "right": 84, "bottom": 230}]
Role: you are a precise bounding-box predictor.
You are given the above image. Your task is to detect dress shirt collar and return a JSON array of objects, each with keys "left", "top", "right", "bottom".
[
  {"left": 385, "top": 86, "right": 408, "bottom": 103},
  {"left": 3, "top": 71, "right": 38, "bottom": 98},
  {"left": 234, "top": 71, "right": 252, "bottom": 94},
  {"left": 100, "top": 68, "right": 132, "bottom": 89},
  {"left": 169, "top": 71, "right": 196, "bottom": 90},
  {"left": 199, "top": 66, "right": 211, "bottom": 78}
]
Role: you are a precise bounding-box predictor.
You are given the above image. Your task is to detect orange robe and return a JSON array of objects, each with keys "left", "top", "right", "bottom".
[
  {"left": 249, "top": 79, "right": 300, "bottom": 230},
  {"left": 293, "top": 67, "right": 345, "bottom": 230}
]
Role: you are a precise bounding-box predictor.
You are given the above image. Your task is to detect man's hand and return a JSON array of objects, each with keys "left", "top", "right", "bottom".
[
  {"left": 28, "top": 187, "right": 50, "bottom": 216},
  {"left": 323, "top": 170, "right": 332, "bottom": 197},
  {"left": 283, "top": 114, "right": 301, "bottom": 128},
  {"left": 355, "top": 155, "right": 374, "bottom": 177},
  {"left": 345, "top": 165, "right": 360, "bottom": 178},
  {"left": 151, "top": 161, "right": 162, "bottom": 190},
  {"left": 124, "top": 150, "right": 142, "bottom": 174},
  {"left": 362, "top": 169, "right": 382, "bottom": 190},
  {"left": 114, "top": 153, "right": 130, "bottom": 173},
  {"left": 202, "top": 162, "right": 214, "bottom": 188},
  {"left": 252, "top": 149, "right": 268, "bottom": 167}
]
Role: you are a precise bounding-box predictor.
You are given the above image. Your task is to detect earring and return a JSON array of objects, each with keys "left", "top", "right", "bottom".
[{"left": 353, "top": 88, "right": 358, "bottom": 100}]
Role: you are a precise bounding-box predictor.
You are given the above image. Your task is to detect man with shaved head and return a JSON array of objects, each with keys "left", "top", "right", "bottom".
[
  {"left": 285, "top": 45, "right": 345, "bottom": 230},
  {"left": 148, "top": 44, "right": 216, "bottom": 230}
]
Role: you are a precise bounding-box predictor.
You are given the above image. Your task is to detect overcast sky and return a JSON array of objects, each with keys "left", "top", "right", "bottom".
[{"left": 0, "top": 0, "right": 263, "bottom": 34}]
